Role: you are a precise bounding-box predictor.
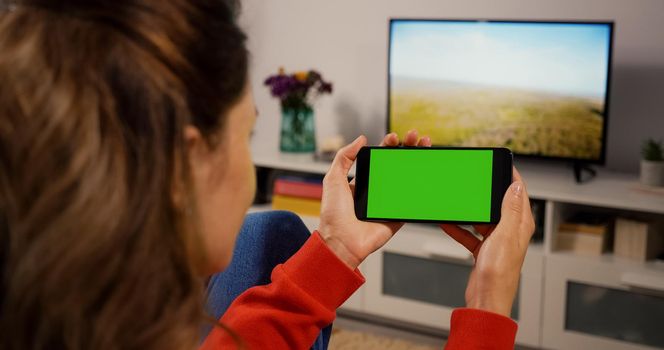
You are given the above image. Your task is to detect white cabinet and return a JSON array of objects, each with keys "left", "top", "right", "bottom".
[
  {"left": 362, "top": 223, "right": 544, "bottom": 348},
  {"left": 339, "top": 273, "right": 364, "bottom": 313},
  {"left": 252, "top": 152, "right": 664, "bottom": 350},
  {"left": 543, "top": 253, "right": 664, "bottom": 350}
]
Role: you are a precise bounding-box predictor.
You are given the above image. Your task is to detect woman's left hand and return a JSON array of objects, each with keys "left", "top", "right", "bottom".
[{"left": 318, "top": 130, "right": 431, "bottom": 269}]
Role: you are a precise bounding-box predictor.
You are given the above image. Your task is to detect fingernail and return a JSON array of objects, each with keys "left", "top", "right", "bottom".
[{"left": 513, "top": 182, "right": 523, "bottom": 197}]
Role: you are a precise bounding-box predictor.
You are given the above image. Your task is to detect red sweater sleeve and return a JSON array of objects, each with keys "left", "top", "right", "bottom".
[
  {"left": 199, "top": 231, "right": 517, "bottom": 350},
  {"left": 199, "top": 231, "right": 364, "bottom": 350},
  {"left": 444, "top": 308, "right": 518, "bottom": 349}
]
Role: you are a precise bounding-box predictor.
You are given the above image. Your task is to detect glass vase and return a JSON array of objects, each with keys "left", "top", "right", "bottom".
[{"left": 280, "top": 106, "right": 316, "bottom": 153}]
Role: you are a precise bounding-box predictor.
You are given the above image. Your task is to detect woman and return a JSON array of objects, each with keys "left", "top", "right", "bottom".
[{"left": 0, "top": 0, "right": 535, "bottom": 349}]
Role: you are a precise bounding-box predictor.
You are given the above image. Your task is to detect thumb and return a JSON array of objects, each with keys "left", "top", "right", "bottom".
[
  {"left": 328, "top": 135, "right": 367, "bottom": 179},
  {"left": 498, "top": 181, "right": 524, "bottom": 230}
]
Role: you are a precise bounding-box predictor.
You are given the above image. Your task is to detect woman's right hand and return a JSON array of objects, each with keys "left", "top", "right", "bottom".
[
  {"left": 318, "top": 131, "right": 430, "bottom": 270},
  {"left": 440, "top": 168, "right": 535, "bottom": 318}
]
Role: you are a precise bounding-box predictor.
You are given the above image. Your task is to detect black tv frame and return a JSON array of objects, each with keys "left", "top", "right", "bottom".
[{"left": 386, "top": 18, "right": 615, "bottom": 166}]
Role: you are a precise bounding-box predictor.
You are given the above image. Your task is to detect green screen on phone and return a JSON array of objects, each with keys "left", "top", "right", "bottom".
[{"left": 367, "top": 149, "right": 493, "bottom": 222}]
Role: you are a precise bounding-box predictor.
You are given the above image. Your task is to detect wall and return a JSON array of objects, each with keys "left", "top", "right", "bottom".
[{"left": 240, "top": 0, "right": 664, "bottom": 173}]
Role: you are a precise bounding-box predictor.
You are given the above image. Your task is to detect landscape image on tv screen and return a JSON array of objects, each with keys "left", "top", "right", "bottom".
[{"left": 389, "top": 20, "right": 612, "bottom": 160}]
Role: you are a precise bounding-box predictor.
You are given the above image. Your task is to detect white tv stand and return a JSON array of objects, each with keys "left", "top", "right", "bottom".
[{"left": 251, "top": 149, "right": 664, "bottom": 350}]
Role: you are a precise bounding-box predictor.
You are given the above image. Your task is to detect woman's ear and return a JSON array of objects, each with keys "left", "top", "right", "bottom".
[
  {"left": 184, "top": 125, "right": 205, "bottom": 160},
  {"left": 185, "top": 125, "right": 215, "bottom": 174},
  {"left": 171, "top": 125, "right": 209, "bottom": 208},
  {"left": 171, "top": 126, "right": 205, "bottom": 210}
]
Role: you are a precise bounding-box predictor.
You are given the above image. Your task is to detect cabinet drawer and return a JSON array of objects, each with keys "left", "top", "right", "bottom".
[
  {"left": 543, "top": 254, "right": 664, "bottom": 350},
  {"left": 363, "top": 224, "right": 543, "bottom": 348}
]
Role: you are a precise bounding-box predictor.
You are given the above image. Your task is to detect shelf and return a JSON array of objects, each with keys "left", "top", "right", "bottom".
[
  {"left": 253, "top": 149, "right": 664, "bottom": 215},
  {"left": 517, "top": 162, "right": 664, "bottom": 215},
  {"left": 549, "top": 250, "right": 664, "bottom": 272},
  {"left": 252, "top": 150, "right": 345, "bottom": 176}
]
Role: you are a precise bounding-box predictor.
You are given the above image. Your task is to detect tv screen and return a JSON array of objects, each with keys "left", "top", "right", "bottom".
[{"left": 388, "top": 19, "right": 613, "bottom": 163}]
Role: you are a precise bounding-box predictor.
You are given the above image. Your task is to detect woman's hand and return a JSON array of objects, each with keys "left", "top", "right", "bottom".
[
  {"left": 318, "top": 131, "right": 431, "bottom": 269},
  {"left": 440, "top": 168, "right": 535, "bottom": 318}
]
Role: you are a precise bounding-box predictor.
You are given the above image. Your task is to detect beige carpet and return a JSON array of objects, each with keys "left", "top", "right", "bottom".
[{"left": 329, "top": 327, "right": 439, "bottom": 350}]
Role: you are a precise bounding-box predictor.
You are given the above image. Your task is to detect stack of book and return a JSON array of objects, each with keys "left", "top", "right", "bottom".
[
  {"left": 271, "top": 176, "right": 323, "bottom": 217},
  {"left": 614, "top": 218, "right": 664, "bottom": 261},
  {"left": 556, "top": 213, "right": 613, "bottom": 256}
]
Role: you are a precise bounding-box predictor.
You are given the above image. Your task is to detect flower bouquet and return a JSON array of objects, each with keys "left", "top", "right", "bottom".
[{"left": 264, "top": 68, "right": 333, "bottom": 152}]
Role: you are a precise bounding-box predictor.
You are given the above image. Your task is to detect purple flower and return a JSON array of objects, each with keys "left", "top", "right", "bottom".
[
  {"left": 318, "top": 82, "right": 333, "bottom": 94},
  {"left": 264, "top": 68, "right": 333, "bottom": 110}
]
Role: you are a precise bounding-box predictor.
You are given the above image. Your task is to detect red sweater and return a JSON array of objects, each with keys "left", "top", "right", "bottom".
[{"left": 200, "top": 232, "right": 517, "bottom": 349}]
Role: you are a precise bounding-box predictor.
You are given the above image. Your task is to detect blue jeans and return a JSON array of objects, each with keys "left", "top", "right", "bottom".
[{"left": 204, "top": 211, "right": 332, "bottom": 350}]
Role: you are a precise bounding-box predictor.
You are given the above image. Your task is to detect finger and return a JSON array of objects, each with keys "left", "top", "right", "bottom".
[
  {"left": 519, "top": 182, "right": 536, "bottom": 245},
  {"left": 440, "top": 224, "right": 481, "bottom": 255},
  {"left": 403, "top": 129, "right": 418, "bottom": 146},
  {"left": 473, "top": 224, "right": 495, "bottom": 237},
  {"left": 513, "top": 166, "right": 523, "bottom": 184},
  {"left": 512, "top": 168, "right": 532, "bottom": 220},
  {"left": 327, "top": 135, "right": 367, "bottom": 181},
  {"left": 379, "top": 132, "right": 399, "bottom": 147},
  {"left": 504, "top": 167, "right": 535, "bottom": 245},
  {"left": 417, "top": 135, "right": 432, "bottom": 147},
  {"left": 381, "top": 221, "right": 405, "bottom": 236},
  {"left": 496, "top": 180, "right": 524, "bottom": 233}
]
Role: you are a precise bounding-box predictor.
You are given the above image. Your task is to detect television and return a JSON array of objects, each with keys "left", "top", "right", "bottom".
[{"left": 387, "top": 19, "right": 614, "bottom": 164}]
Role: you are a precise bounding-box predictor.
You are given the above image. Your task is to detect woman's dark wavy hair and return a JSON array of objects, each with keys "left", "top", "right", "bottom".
[{"left": 0, "top": 0, "right": 248, "bottom": 348}]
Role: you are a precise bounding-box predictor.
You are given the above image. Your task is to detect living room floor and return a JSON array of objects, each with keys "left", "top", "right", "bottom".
[
  {"left": 331, "top": 314, "right": 535, "bottom": 349},
  {"left": 330, "top": 315, "right": 444, "bottom": 349}
]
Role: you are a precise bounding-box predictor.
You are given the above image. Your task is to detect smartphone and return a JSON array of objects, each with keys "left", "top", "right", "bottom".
[{"left": 353, "top": 147, "right": 513, "bottom": 224}]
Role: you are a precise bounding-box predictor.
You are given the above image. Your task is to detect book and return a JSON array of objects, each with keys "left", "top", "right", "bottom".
[
  {"left": 557, "top": 231, "right": 607, "bottom": 256},
  {"left": 614, "top": 218, "right": 664, "bottom": 261},
  {"left": 273, "top": 177, "right": 323, "bottom": 200},
  {"left": 556, "top": 213, "right": 613, "bottom": 256},
  {"left": 271, "top": 194, "right": 321, "bottom": 217},
  {"left": 558, "top": 222, "right": 607, "bottom": 235}
]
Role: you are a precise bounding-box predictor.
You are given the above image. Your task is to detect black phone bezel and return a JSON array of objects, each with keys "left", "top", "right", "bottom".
[{"left": 353, "top": 146, "right": 513, "bottom": 224}]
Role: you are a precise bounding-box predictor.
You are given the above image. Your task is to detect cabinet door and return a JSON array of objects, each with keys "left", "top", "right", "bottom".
[
  {"left": 543, "top": 254, "right": 664, "bottom": 350},
  {"left": 339, "top": 276, "right": 364, "bottom": 312},
  {"left": 363, "top": 224, "right": 543, "bottom": 348}
]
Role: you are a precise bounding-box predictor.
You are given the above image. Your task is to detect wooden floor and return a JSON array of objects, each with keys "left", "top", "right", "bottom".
[
  {"left": 330, "top": 315, "right": 446, "bottom": 349},
  {"left": 331, "top": 313, "right": 536, "bottom": 349}
]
